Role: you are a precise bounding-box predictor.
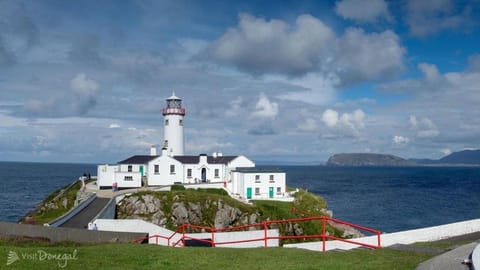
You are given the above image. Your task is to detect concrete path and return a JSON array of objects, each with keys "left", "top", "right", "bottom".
[
  {"left": 416, "top": 242, "right": 477, "bottom": 270},
  {"left": 60, "top": 198, "right": 110, "bottom": 229}
]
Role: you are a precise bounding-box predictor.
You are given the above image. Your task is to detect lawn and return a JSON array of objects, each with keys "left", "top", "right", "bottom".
[{"left": 0, "top": 240, "right": 433, "bottom": 270}]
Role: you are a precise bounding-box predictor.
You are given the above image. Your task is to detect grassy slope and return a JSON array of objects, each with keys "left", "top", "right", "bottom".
[{"left": 0, "top": 241, "right": 433, "bottom": 270}]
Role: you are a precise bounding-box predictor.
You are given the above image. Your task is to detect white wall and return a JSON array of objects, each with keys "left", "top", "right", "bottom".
[
  {"left": 284, "top": 218, "right": 480, "bottom": 252},
  {"left": 93, "top": 218, "right": 279, "bottom": 248},
  {"left": 164, "top": 114, "right": 184, "bottom": 156},
  {"left": 97, "top": 165, "right": 116, "bottom": 188},
  {"left": 183, "top": 163, "right": 226, "bottom": 184},
  {"left": 147, "top": 155, "right": 184, "bottom": 186},
  {"left": 242, "top": 172, "right": 286, "bottom": 200}
]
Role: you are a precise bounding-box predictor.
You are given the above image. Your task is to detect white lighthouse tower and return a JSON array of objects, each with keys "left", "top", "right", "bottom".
[{"left": 162, "top": 92, "right": 185, "bottom": 156}]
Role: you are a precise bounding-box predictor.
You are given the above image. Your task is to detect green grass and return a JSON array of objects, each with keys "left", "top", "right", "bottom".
[
  {"left": 24, "top": 181, "right": 83, "bottom": 225},
  {"left": 0, "top": 240, "right": 433, "bottom": 270}
]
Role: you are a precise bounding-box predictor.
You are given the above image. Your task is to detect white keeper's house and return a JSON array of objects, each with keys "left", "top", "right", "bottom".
[{"left": 97, "top": 93, "right": 288, "bottom": 201}]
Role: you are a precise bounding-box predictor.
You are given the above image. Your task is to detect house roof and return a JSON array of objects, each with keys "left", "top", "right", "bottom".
[
  {"left": 118, "top": 155, "right": 159, "bottom": 164},
  {"left": 173, "top": 155, "right": 238, "bottom": 164},
  {"left": 232, "top": 167, "right": 284, "bottom": 173}
]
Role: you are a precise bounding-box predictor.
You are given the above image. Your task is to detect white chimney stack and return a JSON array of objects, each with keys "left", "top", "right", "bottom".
[{"left": 150, "top": 145, "right": 157, "bottom": 156}]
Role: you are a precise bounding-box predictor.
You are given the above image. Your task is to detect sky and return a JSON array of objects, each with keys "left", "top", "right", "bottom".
[{"left": 1, "top": 0, "right": 480, "bottom": 164}]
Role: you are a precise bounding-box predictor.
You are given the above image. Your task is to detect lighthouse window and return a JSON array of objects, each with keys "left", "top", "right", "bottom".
[
  {"left": 170, "top": 165, "right": 175, "bottom": 174},
  {"left": 179, "top": 119, "right": 183, "bottom": 126},
  {"left": 165, "top": 119, "right": 169, "bottom": 126},
  {"left": 214, "top": 169, "right": 219, "bottom": 178}
]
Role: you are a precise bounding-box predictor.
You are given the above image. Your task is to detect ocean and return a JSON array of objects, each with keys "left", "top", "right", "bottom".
[{"left": 0, "top": 162, "right": 479, "bottom": 233}]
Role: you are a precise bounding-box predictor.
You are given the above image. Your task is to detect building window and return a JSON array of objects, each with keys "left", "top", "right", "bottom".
[
  {"left": 214, "top": 169, "right": 219, "bottom": 178},
  {"left": 255, "top": 187, "right": 260, "bottom": 195},
  {"left": 127, "top": 165, "right": 132, "bottom": 172},
  {"left": 187, "top": 168, "right": 192, "bottom": 178},
  {"left": 124, "top": 176, "right": 133, "bottom": 181},
  {"left": 179, "top": 119, "right": 183, "bottom": 126},
  {"left": 165, "top": 119, "right": 169, "bottom": 126},
  {"left": 277, "top": 187, "right": 282, "bottom": 195},
  {"left": 154, "top": 165, "right": 159, "bottom": 174},
  {"left": 170, "top": 165, "right": 175, "bottom": 174},
  {"left": 255, "top": 175, "right": 260, "bottom": 183},
  {"left": 269, "top": 175, "right": 275, "bottom": 183}
]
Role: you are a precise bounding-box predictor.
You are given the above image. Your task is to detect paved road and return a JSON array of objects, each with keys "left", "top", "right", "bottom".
[{"left": 60, "top": 198, "right": 110, "bottom": 229}]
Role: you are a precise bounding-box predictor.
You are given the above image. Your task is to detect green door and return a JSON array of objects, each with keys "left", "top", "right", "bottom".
[
  {"left": 246, "top": 188, "right": 252, "bottom": 199},
  {"left": 269, "top": 187, "right": 274, "bottom": 198},
  {"left": 140, "top": 166, "right": 144, "bottom": 176}
]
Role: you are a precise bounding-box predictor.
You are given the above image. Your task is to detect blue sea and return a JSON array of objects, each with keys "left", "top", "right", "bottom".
[{"left": 1, "top": 162, "right": 479, "bottom": 233}]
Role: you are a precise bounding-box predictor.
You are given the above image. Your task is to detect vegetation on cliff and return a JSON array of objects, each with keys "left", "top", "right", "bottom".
[{"left": 116, "top": 187, "right": 359, "bottom": 242}]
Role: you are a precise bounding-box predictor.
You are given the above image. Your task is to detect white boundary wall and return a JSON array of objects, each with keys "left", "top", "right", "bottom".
[
  {"left": 284, "top": 218, "right": 480, "bottom": 251},
  {"left": 93, "top": 219, "right": 279, "bottom": 248}
]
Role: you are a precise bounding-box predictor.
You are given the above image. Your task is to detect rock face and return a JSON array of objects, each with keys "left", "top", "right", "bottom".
[
  {"left": 327, "top": 153, "right": 415, "bottom": 166},
  {"left": 117, "top": 193, "right": 259, "bottom": 229},
  {"left": 116, "top": 190, "right": 361, "bottom": 240}
]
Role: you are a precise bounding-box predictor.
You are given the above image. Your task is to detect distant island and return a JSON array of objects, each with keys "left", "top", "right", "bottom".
[
  {"left": 326, "top": 149, "right": 480, "bottom": 166},
  {"left": 326, "top": 153, "right": 415, "bottom": 166}
]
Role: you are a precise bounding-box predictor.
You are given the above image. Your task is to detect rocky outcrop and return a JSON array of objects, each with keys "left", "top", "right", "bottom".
[{"left": 117, "top": 193, "right": 259, "bottom": 229}]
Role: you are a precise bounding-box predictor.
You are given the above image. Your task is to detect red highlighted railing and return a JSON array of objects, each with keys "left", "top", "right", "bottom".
[{"left": 132, "top": 216, "right": 381, "bottom": 252}]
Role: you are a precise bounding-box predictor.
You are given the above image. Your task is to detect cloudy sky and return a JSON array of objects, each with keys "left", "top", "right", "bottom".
[{"left": 1, "top": 0, "right": 480, "bottom": 164}]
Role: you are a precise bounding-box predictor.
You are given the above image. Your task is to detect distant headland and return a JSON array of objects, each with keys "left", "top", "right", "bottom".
[{"left": 326, "top": 149, "right": 480, "bottom": 166}]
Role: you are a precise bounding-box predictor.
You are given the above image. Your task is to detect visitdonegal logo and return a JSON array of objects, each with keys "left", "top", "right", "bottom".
[
  {"left": 6, "top": 249, "right": 78, "bottom": 268},
  {"left": 6, "top": 251, "right": 19, "bottom": 266}
]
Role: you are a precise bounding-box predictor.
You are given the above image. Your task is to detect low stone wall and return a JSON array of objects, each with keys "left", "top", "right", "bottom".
[{"left": 0, "top": 221, "right": 146, "bottom": 244}]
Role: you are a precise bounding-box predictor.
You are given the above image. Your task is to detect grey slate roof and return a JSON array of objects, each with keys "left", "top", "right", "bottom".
[
  {"left": 173, "top": 155, "right": 238, "bottom": 164},
  {"left": 118, "top": 155, "right": 159, "bottom": 164},
  {"left": 117, "top": 154, "right": 238, "bottom": 165},
  {"left": 232, "top": 167, "right": 284, "bottom": 173}
]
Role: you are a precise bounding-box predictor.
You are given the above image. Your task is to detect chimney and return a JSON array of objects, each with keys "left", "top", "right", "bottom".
[
  {"left": 200, "top": 154, "right": 207, "bottom": 164},
  {"left": 150, "top": 145, "right": 157, "bottom": 156},
  {"left": 218, "top": 152, "right": 223, "bottom": 157},
  {"left": 161, "top": 147, "right": 168, "bottom": 156},
  {"left": 212, "top": 152, "right": 217, "bottom": 158}
]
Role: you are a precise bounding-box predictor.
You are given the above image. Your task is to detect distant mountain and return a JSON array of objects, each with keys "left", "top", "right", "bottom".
[
  {"left": 438, "top": 149, "right": 480, "bottom": 164},
  {"left": 326, "top": 153, "right": 415, "bottom": 167}
]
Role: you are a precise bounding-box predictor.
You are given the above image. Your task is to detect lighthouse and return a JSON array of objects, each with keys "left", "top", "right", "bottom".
[{"left": 162, "top": 92, "right": 185, "bottom": 156}]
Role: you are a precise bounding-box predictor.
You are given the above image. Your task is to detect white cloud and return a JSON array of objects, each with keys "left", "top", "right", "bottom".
[
  {"left": 251, "top": 93, "right": 279, "bottom": 119},
  {"left": 393, "top": 135, "right": 410, "bottom": 145},
  {"left": 321, "top": 108, "right": 366, "bottom": 137},
  {"left": 418, "top": 62, "right": 440, "bottom": 82},
  {"left": 109, "top": 123, "right": 120, "bottom": 129},
  {"left": 334, "top": 28, "right": 405, "bottom": 84},
  {"left": 205, "top": 13, "right": 334, "bottom": 76},
  {"left": 71, "top": 73, "right": 99, "bottom": 97},
  {"left": 322, "top": 109, "right": 339, "bottom": 127},
  {"left": 298, "top": 118, "right": 318, "bottom": 132},
  {"left": 440, "top": 148, "right": 452, "bottom": 156},
  {"left": 409, "top": 115, "right": 439, "bottom": 138},
  {"left": 335, "top": 0, "right": 392, "bottom": 23},
  {"left": 406, "top": 0, "right": 473, "bottom": 37},
  {"left": 205, "top": 14, "right": 406, "bottom": 85}
]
